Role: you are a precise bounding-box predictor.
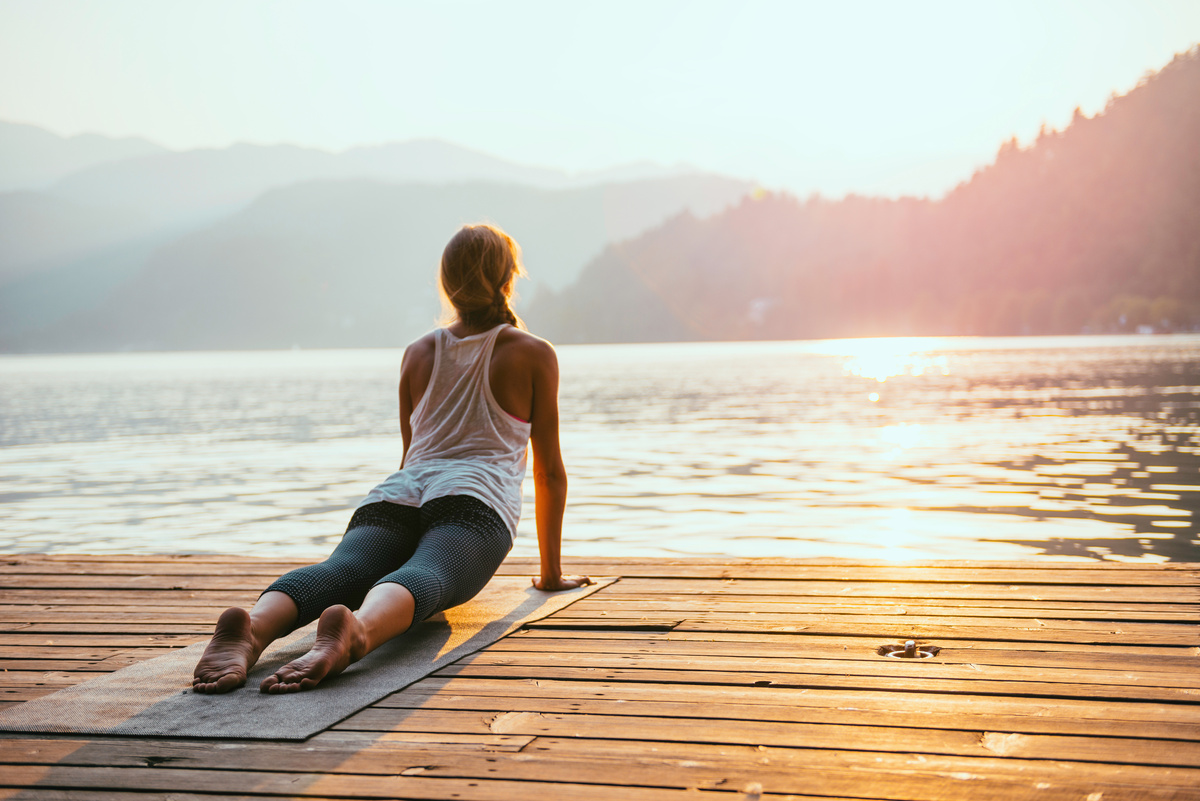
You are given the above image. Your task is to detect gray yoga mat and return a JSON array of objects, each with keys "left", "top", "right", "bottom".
[{"left": 0, "top": 576, "right": 612, "bottom": 740}]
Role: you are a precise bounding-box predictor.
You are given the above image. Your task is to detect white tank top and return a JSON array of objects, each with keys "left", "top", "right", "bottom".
[{"left": 359, "top": 325, "right": 531, "bottom": 539}]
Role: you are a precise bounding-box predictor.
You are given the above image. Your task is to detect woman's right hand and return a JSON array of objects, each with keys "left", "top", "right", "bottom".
[{"left": 532, "top": 575, "right": 594, "bottom": 592}]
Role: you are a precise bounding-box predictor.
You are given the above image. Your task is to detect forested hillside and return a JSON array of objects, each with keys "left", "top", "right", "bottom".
[{"left": 529, "top": 47, "right": 1200, "bottom": 342}]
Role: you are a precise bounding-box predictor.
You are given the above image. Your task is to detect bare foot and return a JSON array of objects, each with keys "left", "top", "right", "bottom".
[
  {"left": 259, "top": 605, "right": 367, "bottom": 693},
  {"left": 193, "top": 607, "right": 263, "bottom": 694}
]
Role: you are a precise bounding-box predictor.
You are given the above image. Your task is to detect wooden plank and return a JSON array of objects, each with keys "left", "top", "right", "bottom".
[
  {"left": 550, "top": 605, "right": 1199, "bottom": 634},
  {"left": 0, "top": 688, "right": 68, "bottom": 702},
  {"left": 0, "top": 559, "right": 309, "bottom": 575},
  {"left": 456, "top": 648, "right": 1200, "bottom": 690},
  {"left": 333, "top": 705, "right": 1200, "bottom": 767},
  {"left": 527, "top": 737, "right": 1200, "bottom": 798},
  {"left": 0, "top": 793, "right": 822, "bottom": 801},
  {"left": 598, "top": 577, "right": 1200, "bottom": 602},
  {"left": 0, "top": 622, "right": 214, "bottom": 635},
  {"left": 0, "top": 793, "right": 299, "bottom": 801},
  {"left": 3, "top": 554, "right": 309, "bottom": 565},
  {"left": 496, "top": 632, "right": 1200, "bottom": 671},
  {"left": 0, "top": 590, "right": 264, "bottom": 605},
  {"left": 666, "top": 618, "right": 1199, "bottom": 645},
  {"left": 5, "top": 736, "right": 1200, "bottom": 800},
  {"left": 0, "top": 608, "right": 238, "bottom": 622},
  {"left": 0, "top": 738, "right": 531, "bottom": 767},
  {"left": 0, "top": 575, "right": 281, "bottom": 591},
  {"left": 0, "top": 765, "right": 778, "bottom": 801},
  {"left": 0, "top": 671, "right": 94, "bottom": 687},
  {"left": 0, "top": 733, "right": 535, "bottom": 760},
  {"left": 401, "top": 676, "right": 1200, "bottom": 723},
  {"left": 509, "top": 627, "right": 1200, "bottom": 657},
  {"left": 532, "top": 616, "right": 1199, "bottom": 645},
  {"left": 0, "top": 647, "right": 179, "bottom": 661},
  {"left": 0, "top": 780, "right": 852, "bottom": 801},
  {"left": 0, "top": 660, "right": 137, "bottom": 672},
  {"left": 596, "top": 589, "right": 1200, "bottom": 615},
  {"left": 503, "top": 563, "right": 1200, "bottom": 585},
  {"left": 377, "top": 688, "right": 1200, "bottom": 741},
  {"left": 559, "top": 596, "right": 1200, "bottom": 621},
  {"left": 436, "top": 662, "right": 1200, "bottom": 702},
  {"left": 0, "top": 633, "right": 203, "bottom": 647}
]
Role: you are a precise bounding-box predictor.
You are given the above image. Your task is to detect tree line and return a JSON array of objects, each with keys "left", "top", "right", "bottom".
[{"left": 529, "top": 47, "right": 1200, "bottom": 342}]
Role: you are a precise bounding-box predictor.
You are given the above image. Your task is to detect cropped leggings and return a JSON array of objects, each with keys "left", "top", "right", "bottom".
[{"left": 265, "top": 496, "right": 512, "bottom": 627}]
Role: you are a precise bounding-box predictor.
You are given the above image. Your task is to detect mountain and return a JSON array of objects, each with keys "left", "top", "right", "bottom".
[
  {"left": 341, "top": 140, "right": 567, "bottom": 187},
  {"left": 0, "top": 121, "right": 164, "bottom": 191},
  {"left": 0, "top": 189, "right": 186, "bottom": 339},
  {"left": 0, "top": 192, "right": 151, "bottom": 284},
  {"left": 528, "top": 47, "right": 1200, "bottom": 342},
  {"left": 50, "top": 142, "right": 346, "bottom": 224},
  {"left": 45, "top": 136, "right": 709, "bottom": 227},
  {"left": 1, "top": 121, "right": 714, "bottom": 240},
  {"left": 3, "top": 174, "right": 751, "bottom": 351},
  {"left": 0, "top": 119, "right": 751, "bottom": 352}
]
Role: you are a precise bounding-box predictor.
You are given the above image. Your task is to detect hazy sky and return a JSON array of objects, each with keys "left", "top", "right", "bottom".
[{"left": 2, "top": 0, "right": 1199, "bottom": 197}]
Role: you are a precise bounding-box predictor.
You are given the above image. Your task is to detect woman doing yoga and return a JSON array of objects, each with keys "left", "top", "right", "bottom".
[{"left": 192, "top": 223, "right": 591, "bottom": 694}]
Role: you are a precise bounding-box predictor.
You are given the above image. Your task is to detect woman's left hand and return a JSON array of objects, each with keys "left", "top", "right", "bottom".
[{"left": 532, "top": 574, "right": 594, "bottom": 591}]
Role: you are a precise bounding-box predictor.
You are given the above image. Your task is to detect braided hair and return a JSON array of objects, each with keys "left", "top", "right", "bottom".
[{"left": 439, "top": 224, "right": 526, "bottom": 331}]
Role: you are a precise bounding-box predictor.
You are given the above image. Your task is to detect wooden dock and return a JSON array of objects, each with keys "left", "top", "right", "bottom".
[{"left": 2, "top": 554, "right": 1199, "bottom": 800}]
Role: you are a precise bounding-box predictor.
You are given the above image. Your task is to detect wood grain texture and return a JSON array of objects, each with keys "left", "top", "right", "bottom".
[{"left": 1, "top": 554, "right": 1198, "bottom": 800}]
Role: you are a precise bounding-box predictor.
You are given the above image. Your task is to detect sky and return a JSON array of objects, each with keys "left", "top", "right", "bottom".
[{"left": 2, "top": 0, "right": 1199, "bottom": 198}]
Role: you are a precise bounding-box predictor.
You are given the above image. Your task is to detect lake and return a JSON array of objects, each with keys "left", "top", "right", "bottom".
[{"left": 1, "top": 335, "right": 1197, "bottom": 562}]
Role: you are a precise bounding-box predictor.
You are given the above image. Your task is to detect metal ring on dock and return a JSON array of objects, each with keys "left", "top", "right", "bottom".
[{"left": 877, "top": 640, "right": 939, "bottom": 659}]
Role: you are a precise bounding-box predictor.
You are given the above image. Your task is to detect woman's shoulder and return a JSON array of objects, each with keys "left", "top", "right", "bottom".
[
  {"left": 401, "top": 330, "right": 439, "bottom": 369},
  {"left": 496, "top": 326, "right": 557, "bottom": 363},
  {"left": 408, "top": 330, "right": 440, "bottom": 349}
]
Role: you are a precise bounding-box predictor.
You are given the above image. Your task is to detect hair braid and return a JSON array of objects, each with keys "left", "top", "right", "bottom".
[
  {"left": 495, "top": 294, "right": 519, "bottom": 327},
  {"left": 491, "top": 267, "right": 519, "bottom": 327}
]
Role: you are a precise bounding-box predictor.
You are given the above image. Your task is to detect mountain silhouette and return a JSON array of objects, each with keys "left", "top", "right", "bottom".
[
  {"left": 528, "top": 46, "right": 1200, "bottom": 343},
  {"left": 0, "top": 121, "right": 164, "bottom": 191},
  {"left": 44, "top": 135, "right": 708, "bottom": 226},
  {"left": 3, "top": 175, "right": 750, "bottom": 351},
  {"left": 0, "top": 122, "right": 749, "bottom": 352}
]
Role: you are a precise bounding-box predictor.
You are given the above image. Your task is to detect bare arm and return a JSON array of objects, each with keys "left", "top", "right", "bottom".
[{"left": 527, "top": 341, "right": 590, "bottom": 591}]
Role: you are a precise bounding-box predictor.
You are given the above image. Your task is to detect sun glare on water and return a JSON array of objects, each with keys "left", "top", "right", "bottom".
[{"left": 826, "top": 338, "right": 954, "bottom": 383}]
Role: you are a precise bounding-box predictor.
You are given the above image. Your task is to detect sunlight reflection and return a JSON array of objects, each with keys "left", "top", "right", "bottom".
[
  {"left": 823, "top": 338, "right": 953, "bottom": 382},
  {"left": 876, "top": 507, "right": 920, "bottom": 559},
  {"left": 879, "top": 423, "right": 924, "bottom": 449},
  {"left": 878, "top": 423, "right": 925, "bottom": 461}
]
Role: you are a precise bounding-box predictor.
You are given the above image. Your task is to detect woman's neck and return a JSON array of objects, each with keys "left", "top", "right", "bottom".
[{"left": 447, "top": 320, "right": 500, "bottom": 338}]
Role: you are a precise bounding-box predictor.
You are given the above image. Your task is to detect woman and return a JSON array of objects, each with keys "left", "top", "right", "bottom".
[{"left": 192, "top": 223, "right": 591, "bottom": 694}]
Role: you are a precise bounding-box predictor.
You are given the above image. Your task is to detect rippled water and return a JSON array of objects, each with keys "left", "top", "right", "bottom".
[{"left": 1, "top": 335, "right": 1197, "bottom": 562}]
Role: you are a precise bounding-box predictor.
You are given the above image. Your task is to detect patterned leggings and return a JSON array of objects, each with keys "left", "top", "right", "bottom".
[{"left": 264, "top": 496, "right": 513, "bottom": 626}]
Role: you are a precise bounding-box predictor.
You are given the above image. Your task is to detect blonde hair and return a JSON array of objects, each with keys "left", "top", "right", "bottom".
[{"left": 439, "top": 223, "right": 526, "bottom": 330}]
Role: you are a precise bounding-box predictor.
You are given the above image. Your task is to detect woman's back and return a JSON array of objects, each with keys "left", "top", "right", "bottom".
[
  {"left": 401, "top": 323, "right": 548, "bottom": 429},
  {"left": 393, "top": 321, "right": 564, "bottom": 535},
  {"left": 405, "top": 325, "right": 530, "bottom": 466},
  {"left": 360, "top": 325, "right": 534, "bottom": 538}
]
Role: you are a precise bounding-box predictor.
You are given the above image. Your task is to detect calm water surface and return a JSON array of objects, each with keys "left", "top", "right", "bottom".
[{"left": 1, "top": 335, "right": 1198, "bottom": 562}]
